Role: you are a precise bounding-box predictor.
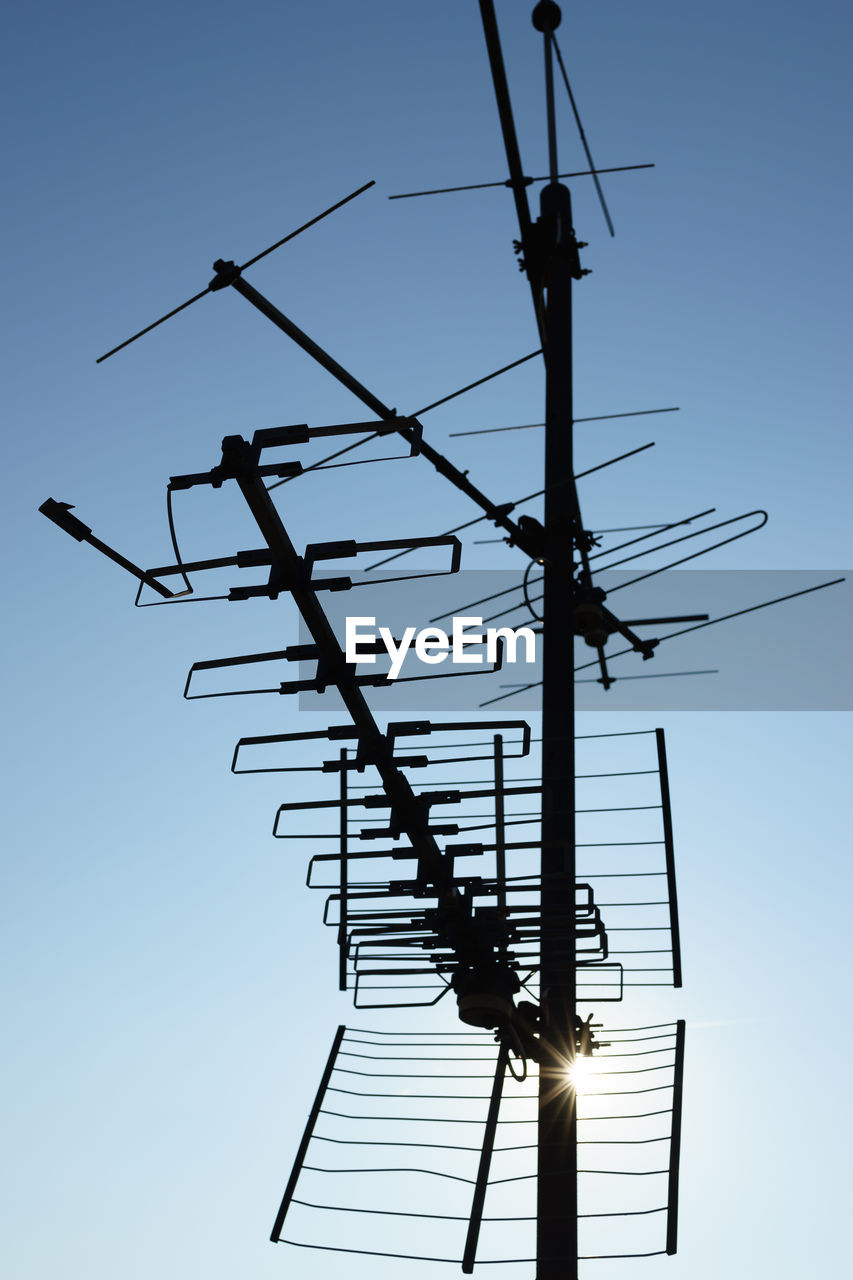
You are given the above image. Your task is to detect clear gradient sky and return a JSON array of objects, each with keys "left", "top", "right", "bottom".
[{"left": 2, "top": 2, "right": 851, "bottom": 1277}]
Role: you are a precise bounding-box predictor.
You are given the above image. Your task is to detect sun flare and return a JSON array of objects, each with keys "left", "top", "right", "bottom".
[{"left": 566, "top": 1054, "right": 597, "bottom": 1093}]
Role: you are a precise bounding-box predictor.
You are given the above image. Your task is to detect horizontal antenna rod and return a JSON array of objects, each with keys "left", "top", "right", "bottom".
[
  {"left": 451, "top": 407, "right": 679, "bottom": 438},
  {"left": 574, "top": 668, "right": 718, "bottom": 685},
  {"left": 389, "top": 163, "right": 654, "bottom": 200}
]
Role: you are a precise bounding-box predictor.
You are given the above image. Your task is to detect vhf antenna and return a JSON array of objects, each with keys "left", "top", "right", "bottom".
[{"left": 39, "top": 1, "right": 843, "bottom": 1276}]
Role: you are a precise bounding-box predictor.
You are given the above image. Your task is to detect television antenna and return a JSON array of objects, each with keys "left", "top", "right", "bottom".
[{"left": 39, "top": 0, "right": 842, "bottom": 1274}]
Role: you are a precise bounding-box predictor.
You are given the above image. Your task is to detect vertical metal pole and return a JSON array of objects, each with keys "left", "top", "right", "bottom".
[
  {"left": 536, "top": 173, "right": 578, "bottom": 1279},
  {"left": 533, "top": 10, "right": 578, "bottom": 1275},
  {"left": 526, "top": 11, "right": 579, "bottom": 1280},
  {"left": 338, "top": 749, "right": 348, "bottom": 991}
]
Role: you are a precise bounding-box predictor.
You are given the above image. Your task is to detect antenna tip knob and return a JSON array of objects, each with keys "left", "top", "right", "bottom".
[{"left": 532, "top": 1, "right": 561, "bottom": 32}]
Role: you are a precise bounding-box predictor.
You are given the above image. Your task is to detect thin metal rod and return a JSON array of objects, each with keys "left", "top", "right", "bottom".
[
  {"left": 544, "top": 32, "right": 559, "bottom": 183},
  {"left": 450, "top": 405, "right": 679, "bottom": 437},
  {"left": 270, "top": 1025, "right": 346, "bottom": 1242},
  {"left": 338, "top": 751, "right": 348, "bottom": 992},
  {"left": 462, "top": 1039, "right": 510, "bottom": 1272},
  {"left": 552, "top": 35, "right": 614, "bottom": 236},
  {"left": 621, "top": 615, "right": 709, "bottom": 626},
  {"left": 494, "top": 736, "right": 507, "bottom": 920},
  {"left": 666, "top": 1020, "right": 686, "bottom": 1254},
  {"left": 96, "top": 285, "right": 211, "bottom": 364},
  {"left": 655, "top": 729, "right": 682, "bottom": 988},
  {"left": 577, "top": 440, "right": 654, "bottom": 477},
  {"left": 95, "top": 181, "right": 374, "bottom": 363},
  {"left": 240, "top": 180, "right": 375, "bottom": 271},
  {"left": 575, "top": 667, "right": 717, "bottom": 685},
  {"left": 387, "top": 163, "right": 654, "bottom": 200},
  {"left": 654, "top": 577, "right": 846, "bottom": 641},
  {"left": 414, "top": 349, "right": 541, "bottom": 416},
  {"left": 165, "top": 486, "right": 192, "bottom": 595}
]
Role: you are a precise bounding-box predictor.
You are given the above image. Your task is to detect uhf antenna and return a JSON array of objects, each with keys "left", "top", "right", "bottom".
[{"left": 39, "top": 1, "right": 842, "bottom": 1276}]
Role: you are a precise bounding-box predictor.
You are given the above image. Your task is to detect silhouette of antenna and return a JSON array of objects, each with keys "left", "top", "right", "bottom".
[{"left": 38, "top": 0, "right": 843, "bottom": 1276}]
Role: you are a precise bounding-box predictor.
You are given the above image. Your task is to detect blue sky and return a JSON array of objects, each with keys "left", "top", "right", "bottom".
[{"left": 2, "top": 1, "right": 851, "bottom": 1277}]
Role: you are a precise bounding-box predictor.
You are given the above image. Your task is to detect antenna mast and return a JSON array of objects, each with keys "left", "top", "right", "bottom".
[{"left": 530, "top": 3, "right": 580, "bottom": 1271}]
